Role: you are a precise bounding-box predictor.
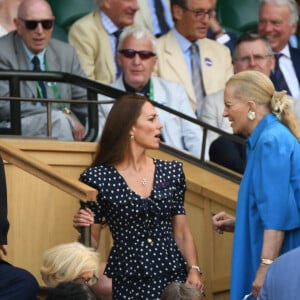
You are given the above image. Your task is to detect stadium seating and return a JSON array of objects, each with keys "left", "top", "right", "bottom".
[
  {"left": 216, "top": 0, "right": 260, "bottom": 35},
  {"left": 48, "top": 0, "right": 94, "bottom": 37}
]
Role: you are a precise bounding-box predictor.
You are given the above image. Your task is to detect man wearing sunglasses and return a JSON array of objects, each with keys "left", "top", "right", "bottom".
[
  {"left": 0, "top": 0, "right": 87, "bottom": 141},
  {"left": 98, "top": 27, "right": 203, "bottom": 157},
  {"left": 154, "top": 0, "right": 233, "bottom": 117},
  {"left": 69, "top": 0, "right": 139, "bottom": 84}
]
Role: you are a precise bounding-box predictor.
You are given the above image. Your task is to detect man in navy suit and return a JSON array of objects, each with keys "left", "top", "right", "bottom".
[{"left": 258, "top": 0, "right": 300, "bottom": 100}]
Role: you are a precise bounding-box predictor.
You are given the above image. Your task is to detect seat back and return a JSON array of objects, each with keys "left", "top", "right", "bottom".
[
  {"left": 216, "top": 0, "right": 260, "bottom": 35},
  {"left": 48, "top": 0, "right": 94, "bottom": 33}
]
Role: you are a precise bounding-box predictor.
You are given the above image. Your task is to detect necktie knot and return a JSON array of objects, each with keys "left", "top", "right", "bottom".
[
  {"left": 275, "top": 53, "right": 283, "bottom": 60},
  {"left": 190, "top": 43, "right": 198, "bottom": 55},
  {"left": 113, "top": 29, "right": 122, "bottom": 39}
]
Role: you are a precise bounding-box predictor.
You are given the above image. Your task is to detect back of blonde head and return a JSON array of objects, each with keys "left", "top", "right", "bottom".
[
  {"left": 226, "top": 70, "right": 300, "bottom": 140},
  {"left": 40, "top": 242, "right": 100, "bottom": 287}
]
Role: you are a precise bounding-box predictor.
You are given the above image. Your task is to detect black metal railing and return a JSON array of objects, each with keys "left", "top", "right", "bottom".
[{"left": 0, "top": 70, "right": 244, "bottom": 183}]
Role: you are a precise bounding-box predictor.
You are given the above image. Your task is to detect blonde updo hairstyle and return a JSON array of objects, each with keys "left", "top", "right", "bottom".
[
  {"left": 40, "top": 242, "right": 100, "bottom": 287},
  {"left": 226, "top": 70, "right": 300, "bottom": 141}
]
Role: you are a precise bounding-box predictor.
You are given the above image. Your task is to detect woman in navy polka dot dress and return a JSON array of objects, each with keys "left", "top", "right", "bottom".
[{"left": 73, "top": 94, "right": 204, "bottom": 299}]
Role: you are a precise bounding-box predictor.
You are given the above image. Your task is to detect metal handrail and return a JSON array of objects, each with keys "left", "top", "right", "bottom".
[
  {"left": 0, "top": 70, "right": 244, "bottom": 182},
  {"left": 0, "top": 70, "right": 127, "bottom": 141}
]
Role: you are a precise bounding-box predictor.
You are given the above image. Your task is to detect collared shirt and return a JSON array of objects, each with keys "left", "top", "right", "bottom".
[
  {"left": 275, "top": 44, "right": 300, "bottom": 100},
  {"left": 147, "top": 0, "right": 173, "bottom": 36},
  {"left": 22, "top": 42, "right": 46, "bottom": 70},
  {"left": 172, "top": 28, "right": 201, "bottom": 77},
  {"left": 123, "top": 77, "right": 151, "bottom": 98}
]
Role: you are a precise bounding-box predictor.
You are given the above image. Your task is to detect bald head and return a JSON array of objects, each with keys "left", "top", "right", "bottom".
[
  {"left": 15, "top": 0, "right": 54, "bottom": 54},
  {"left": 17, "top": 0, "right": 53, "bottom": 19}
]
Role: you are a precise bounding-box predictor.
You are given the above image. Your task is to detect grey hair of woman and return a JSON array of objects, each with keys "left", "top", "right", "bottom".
[
  {"left": 117, "top": 26, "right": 157, "bottom": 53},
  {"left": 226, "top": 70, "right": 300, "bottom": 141},
  {"left": 259, "top": 0, "right": 299, "bottom": 25}
]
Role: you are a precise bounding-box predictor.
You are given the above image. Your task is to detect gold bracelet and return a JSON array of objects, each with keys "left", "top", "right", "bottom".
[{"left": 261, "top": 258, "right": 273, "bottom": 265}]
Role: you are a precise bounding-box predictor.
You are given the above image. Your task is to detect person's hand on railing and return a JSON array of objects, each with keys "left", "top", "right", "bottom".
[
  {"left": 73, "top": 207, "right": 94, "bottom": 232},
  {"left": 65, "top": 114, "right": 85, "bottom": 141}
]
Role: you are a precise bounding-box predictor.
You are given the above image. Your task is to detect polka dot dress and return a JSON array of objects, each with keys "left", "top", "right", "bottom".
[{"left": 80, "top": 159, "right": 188, "bottom": 300}]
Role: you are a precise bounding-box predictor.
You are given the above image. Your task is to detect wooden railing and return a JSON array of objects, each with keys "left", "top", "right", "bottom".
[{"left": 0, "top": 139, "right": 98, "bottom": 201}]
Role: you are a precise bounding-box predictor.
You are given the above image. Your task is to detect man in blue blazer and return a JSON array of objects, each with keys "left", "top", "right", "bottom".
[
  {"left": 98, "top": 27, "right": 203, "bottom": 157},
  {"left": 0, "top": 0, "right": 87, "bottom": 140}
]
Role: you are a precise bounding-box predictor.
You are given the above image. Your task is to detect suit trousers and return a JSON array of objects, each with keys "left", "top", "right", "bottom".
[{"left": 0, "top": 110, "right": 74, "bottom": 140}]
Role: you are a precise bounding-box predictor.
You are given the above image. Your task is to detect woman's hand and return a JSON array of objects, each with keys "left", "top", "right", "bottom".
[
  {"left": 212, "top": 211, "right": 235, "bottom": 234},
  {"left": 186, "top": 268, "right": 205, "bottom": 292},
  {"left": 73, "top": 207, "right": 94, "bottom": 232},
  {"left": 252, "top": 264, "right": 268, "bottom": 298}
]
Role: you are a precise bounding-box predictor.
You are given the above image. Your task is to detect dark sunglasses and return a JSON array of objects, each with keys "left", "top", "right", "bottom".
[
  {"left": 118, "top": 49, "right": 156, "bottom": 60},
  {"left": 19, "top": 18, "right": 54, "bottom": 30}
]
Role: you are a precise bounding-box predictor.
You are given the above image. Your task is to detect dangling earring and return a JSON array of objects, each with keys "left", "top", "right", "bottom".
[
  {"left": 247, "top": 110, "right": 256, "bottom": 121},
  {"left": 130, "top": 134, "right": 134, "bottom": 140}
]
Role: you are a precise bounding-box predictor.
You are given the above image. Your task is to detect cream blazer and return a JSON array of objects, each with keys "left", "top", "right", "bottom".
[
  {"left": 153, "top": 30, "right": 233, "bottom": 111},
  {"left": 68, "top": 12, "right": 116, "bottom": 84}
]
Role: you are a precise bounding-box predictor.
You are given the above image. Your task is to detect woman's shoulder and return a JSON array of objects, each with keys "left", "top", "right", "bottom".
[
  {"left": 154, "top": 159, "right": 183, "bottom": 173},
  {"left": 80, "top": 165, "right": 113, "bottom": 183},
  {"left": 154, "top": 158, "right": 182, "bottom": 167}
]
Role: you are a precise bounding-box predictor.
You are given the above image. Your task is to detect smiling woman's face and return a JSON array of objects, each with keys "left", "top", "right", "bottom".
[{"left": 223, "top": 85, "right": 251, "bottom": 136}]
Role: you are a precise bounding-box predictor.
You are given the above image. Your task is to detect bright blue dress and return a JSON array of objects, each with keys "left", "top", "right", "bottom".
[
  {"left": 230, "top": 114, "right": 300, "bottom": 300},
  {"left": 81, "top": 159, "right": 188, "bottom": 300}
]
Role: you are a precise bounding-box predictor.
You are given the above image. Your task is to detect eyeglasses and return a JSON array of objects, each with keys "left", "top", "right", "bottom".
[
  {"left": 118, "top": 49, "right": 156, "bottom": 60},
  {"left": 73, "top": 275, "right": 99, "bottom": 286},
  {"left": 179, "top": 6, "right": 216, "bottom": 19},
  {"left": 234, "top": 54, "right": 273, "bottom": 64},
  {"left": 19, "top": 18, "right": 54, "bottom": 30}
]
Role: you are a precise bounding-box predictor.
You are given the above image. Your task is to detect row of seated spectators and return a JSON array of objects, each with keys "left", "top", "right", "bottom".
[{"left": 1, "top": 0, "right": 300, "bottom": 175}]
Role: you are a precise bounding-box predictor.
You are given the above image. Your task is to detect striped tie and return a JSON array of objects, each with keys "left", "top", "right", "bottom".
[
  {"left": 190, "top": 43, "right": 205, "bottom": 116},
  {"left": 273, "top": 53, "right": 291, "bottom": 95}
]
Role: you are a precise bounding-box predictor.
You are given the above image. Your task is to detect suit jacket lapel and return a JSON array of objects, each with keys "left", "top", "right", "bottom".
[
  {"left": 13, "top": 33, "right": 37, "bottom": 97},
  {"left": 136, "top": 0, "right": 153, "bottom": 31},
  {"left": 290, "top": 45, "right": 300, "bottom": 85},
  {"left": 95, "top": 13, "right": 115, "bottom": 81}
]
